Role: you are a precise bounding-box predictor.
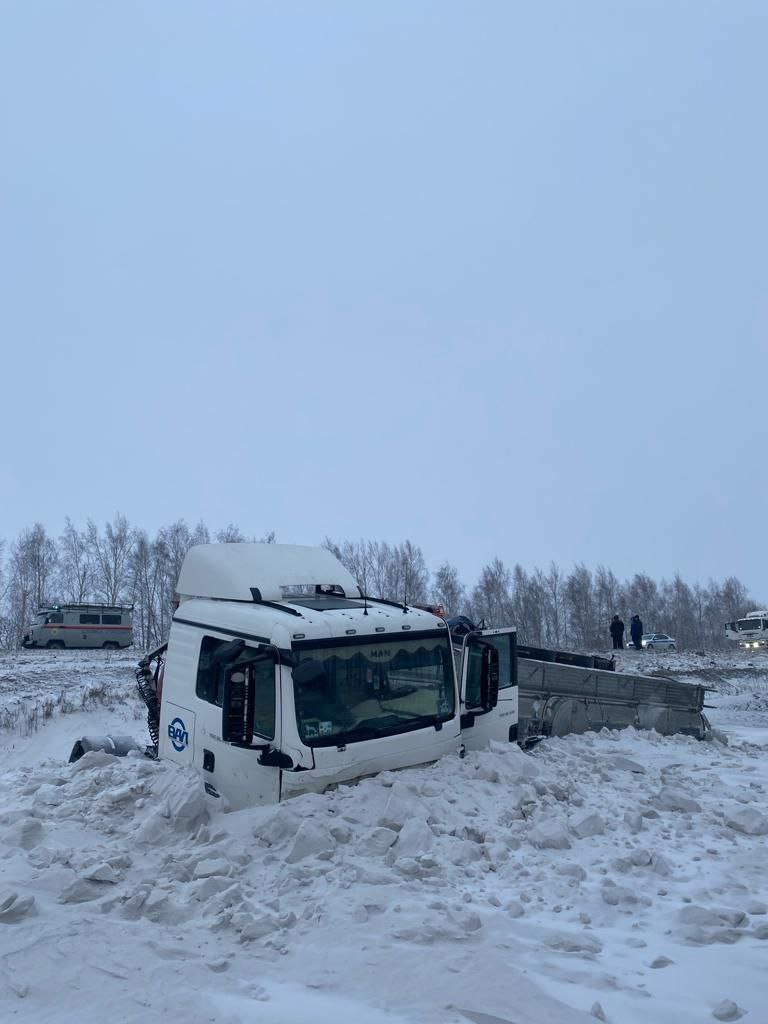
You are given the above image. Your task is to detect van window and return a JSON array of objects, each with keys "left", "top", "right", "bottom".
[
  {"left": 102, "top": 614, "right": 122, "bottom": 625},
  {"left": 79, "top": 614, "right": 100, "bottom": 625},
  {"left": 196, "top": 636, "right": 276, "bottom": 740},
  {"left": 46, "top": 613, "right": 63, "bottom": 624}
]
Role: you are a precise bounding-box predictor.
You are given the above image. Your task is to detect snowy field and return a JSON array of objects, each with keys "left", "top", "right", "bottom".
[{"left": 1, "top": 650, "right": 767, "bottom": 1024}]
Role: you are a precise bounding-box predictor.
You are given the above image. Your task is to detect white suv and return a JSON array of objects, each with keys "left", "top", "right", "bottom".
[{"left": 641, "top": 633, "right": 677, "bottom": 651}]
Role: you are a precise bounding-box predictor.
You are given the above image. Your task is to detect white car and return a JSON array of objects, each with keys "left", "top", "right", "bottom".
[{"left": 641, "top": 632, "right": 677, "bottom": 651}]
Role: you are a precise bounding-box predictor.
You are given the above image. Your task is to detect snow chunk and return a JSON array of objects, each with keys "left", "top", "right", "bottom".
[
  {"left": 58, "top": 879, "right": 105, "bottom": 904},
  {"left": 528, "top": 822, "right": 571, "bottom": 850},
  {"left": 68, "top": 750, "right": 120, "bottom": 773},
  {"left": 655, "top": 787, "right": 702, "bottom": 813},
  {"left": 724, "top": 807, "right": 768, "bottom": 836},
  {"left": 608, "top": 755, "right": 646, "bottom": 773},
  {"left": 712, "top": 999, "right": 745, "bottom": 1021},
  {"left": 234, "top": 912, "right": 281, "bottom": 942},
  {"left": 543, "top": 930, "right": 602, "bottom": 955},
  {"left": 378, "top": 784, "right": 427, "bottom": 831},
  {"left": 624, "top": 811, "right": 643, "bottom": 833},
  {"left": 285, "top": 820, "right": 333, "bottom": 864},
  {"left": 650, "top": 956, "right": 674, "bottom": 968},
  {"left": 678, "top": 906, "right": 748, "bottom": 929},
  {"left": 557, "top": 862, "right": 587, "bottom": 881},
  {"left": 0, "top": 892, "right": 35, "bottom": 923},
  {"left": 257, "top": 807, "right": 302, "bottom": 847},
  {"left": 394, "top": 817, "right": 433, "bottom": 858},
  {"left": 192, "top": 857, "right": 231, "bottom": 879},
  {"left": 359, "top": 827, "right": 399, "bottom": 856},
  {"left": 82, "top": 862, "right": 119, "bottom": 884},
  {"left": 601, "top": 883, "right": 645, "bottom": 907},
  {"left": 3, "top": 818, "right": 43, "bottom": 850},
  {"left": 568, "top": 811, "right": 605, "bottom": 839},
  {"left": 651, "top": 853, "right": 673, "bottom": 877},
  {"left": 630, "top": 848, "right": 652, "bottom": 867}
]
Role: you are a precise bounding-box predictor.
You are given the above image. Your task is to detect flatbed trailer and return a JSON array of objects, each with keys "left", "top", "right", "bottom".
[{"left": 516, "top": 653, "right": 708, "bottom": 742}]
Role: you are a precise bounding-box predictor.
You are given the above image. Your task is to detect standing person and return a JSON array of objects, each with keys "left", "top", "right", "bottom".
[
  {"left": 609, "top": 614, "right": 625, "bottom": 650},
  {"left": 630, "top": 614, "right": 643, "bottom": 650}
]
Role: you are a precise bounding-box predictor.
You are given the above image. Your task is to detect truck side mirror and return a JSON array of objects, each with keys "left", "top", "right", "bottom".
[
  {"left": 222, "top": 666, "right": 255, "bottom": 744},
  {"left": 479, "top": 644, "right": 500, "bottom": 711}
]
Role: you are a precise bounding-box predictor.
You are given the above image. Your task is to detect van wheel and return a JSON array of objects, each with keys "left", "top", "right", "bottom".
[
  {"left": 47, "top": 639, "right": 65, "bottom": 650},
  {"left": 102, "top": 641, "right": 119, "bottom": 650}
]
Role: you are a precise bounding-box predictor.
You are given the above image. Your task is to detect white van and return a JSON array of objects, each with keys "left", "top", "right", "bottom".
[{"left": 22, "top": 604, "right": 134, "bottom": 649}]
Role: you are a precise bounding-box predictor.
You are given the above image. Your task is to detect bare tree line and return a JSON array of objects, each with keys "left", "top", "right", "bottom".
[
  {"left": 0, "top": 517, "right": 759, "bottom": 652},
  {"left": 324, "top": 540, "right": 759, "bottom": 652},
  {"left": 0, "top": 516, "right": 274, "bottom": 651}
]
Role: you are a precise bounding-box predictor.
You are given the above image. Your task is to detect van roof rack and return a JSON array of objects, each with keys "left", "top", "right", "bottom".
[{"left": 38, "top": 603, "right": 134, "bottom": 613}]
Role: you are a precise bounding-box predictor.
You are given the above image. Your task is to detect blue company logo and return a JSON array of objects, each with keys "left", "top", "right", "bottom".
[{"left": 168, "top": 716, "right": 189, "bottom": 753}]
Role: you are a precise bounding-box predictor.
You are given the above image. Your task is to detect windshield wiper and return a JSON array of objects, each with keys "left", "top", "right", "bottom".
[
  {"left": 336, "top": 725, "right": 383, "bottom": 743},
  {"left": 338, "top": 714, "right": 446, "bottom": 744}
]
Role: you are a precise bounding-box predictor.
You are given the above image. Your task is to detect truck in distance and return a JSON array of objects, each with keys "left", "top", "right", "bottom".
[
  {"left": 22, "top": 604, "right": 134, "bottom": 650},
  {"left": 725, "top": 610, "right": 768, "bottom": 650}
]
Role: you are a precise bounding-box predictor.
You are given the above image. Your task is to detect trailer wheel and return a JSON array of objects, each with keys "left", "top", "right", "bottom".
[{"left": 46, "top": 639, "right": 65, "bottom": 650}]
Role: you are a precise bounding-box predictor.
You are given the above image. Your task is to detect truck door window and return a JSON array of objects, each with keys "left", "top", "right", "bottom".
[
  {"left": 251, "top": 659, "right": 276, "bottom": 739},
  {"left": 465, "top": 633, "right": 514, "bottom": 709},
  {"left": 196, "top": 636, "right": 276, "bottom": 740}
]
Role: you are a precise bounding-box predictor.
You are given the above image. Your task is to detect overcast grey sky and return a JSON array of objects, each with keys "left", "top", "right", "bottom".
[{"left": 1, "top": 1, "right": 765, "bottom": 595}]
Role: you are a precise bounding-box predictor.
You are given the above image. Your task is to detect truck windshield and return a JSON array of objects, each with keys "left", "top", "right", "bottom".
[
  {"left": 292, "top": 630, "right": 455, "bottom": 746},
  {"left": 738, "top": 619, "right": 765, "bottom": 631}
]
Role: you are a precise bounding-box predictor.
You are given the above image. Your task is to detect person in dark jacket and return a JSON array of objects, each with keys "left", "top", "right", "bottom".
[
  {"left": 630, "top": 614, "right": 643, "bottom": 650},
  {"left": 609, "top": 614, "right": 625, "bottom": 649}
]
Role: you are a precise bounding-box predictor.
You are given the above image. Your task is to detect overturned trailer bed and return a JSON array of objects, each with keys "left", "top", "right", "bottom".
[{"left": 516, "top": 653, "right": 708, "bottom": 743}]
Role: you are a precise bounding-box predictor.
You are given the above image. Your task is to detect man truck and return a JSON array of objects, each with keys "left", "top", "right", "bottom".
[{"left": 71, "top": 543, "right": 708, "bottom": 809}]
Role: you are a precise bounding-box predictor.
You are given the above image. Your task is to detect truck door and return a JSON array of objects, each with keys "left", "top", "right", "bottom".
[
  {"left": 460, "top": 627, "right": 518, "bottom": 750},
  {"left": 193, "top": 636, "right": 282, "bottom": 810}
]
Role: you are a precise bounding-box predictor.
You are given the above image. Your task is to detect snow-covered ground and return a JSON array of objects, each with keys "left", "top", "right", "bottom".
[{"left": 1, "top": 650, "right": 766, "bottom": 1024}]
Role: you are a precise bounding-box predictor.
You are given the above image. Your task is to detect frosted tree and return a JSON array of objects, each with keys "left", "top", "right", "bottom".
[
  {"left": 4, "top": 525, "right": 58, "bottom": 647},
  {"left": 721, "top": 576, "right": 752, "bottom": 621},
  {"left": 431, "top": 562, "right": 466, "bottom": 617},
  {"left": 470, "top": 558, "right": 511, "bottom": 628},
  {"left": 322, "top": 538, "right": 373, "bottom": 595},
  {"left": 86, "top": 515, "right": 135, "bottom": 605},
  {"left": 216, "top": 524, "right": 246, "bottom": 543},
  {"left": 130, "top": 530, "right": 164, "bottom": 648},
  {"left": 594, "top": 565, "right": 621, "bottom": 636},
  {"left": 57, "top": 517, "right": 91, "bottom": 603},
  {"left": 389, "top": 541, "right": 428, "bottom": 606},
  {"left": 541, "top": 563, "right": 567, "bottom": 647},
  {"left": 564, "top": 564, "right": 598, "bottom": 648},
  {"left": 624, "top": 573, "right": 662, "bottom": 631}
]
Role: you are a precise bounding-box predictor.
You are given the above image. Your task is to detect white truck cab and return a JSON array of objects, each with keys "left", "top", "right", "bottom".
[
  {"left": 725, "top": 611, "right": 768, "bottom": 650},
  {"left": 154, "top": 544, "right": 517, "bottom": 809}
]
